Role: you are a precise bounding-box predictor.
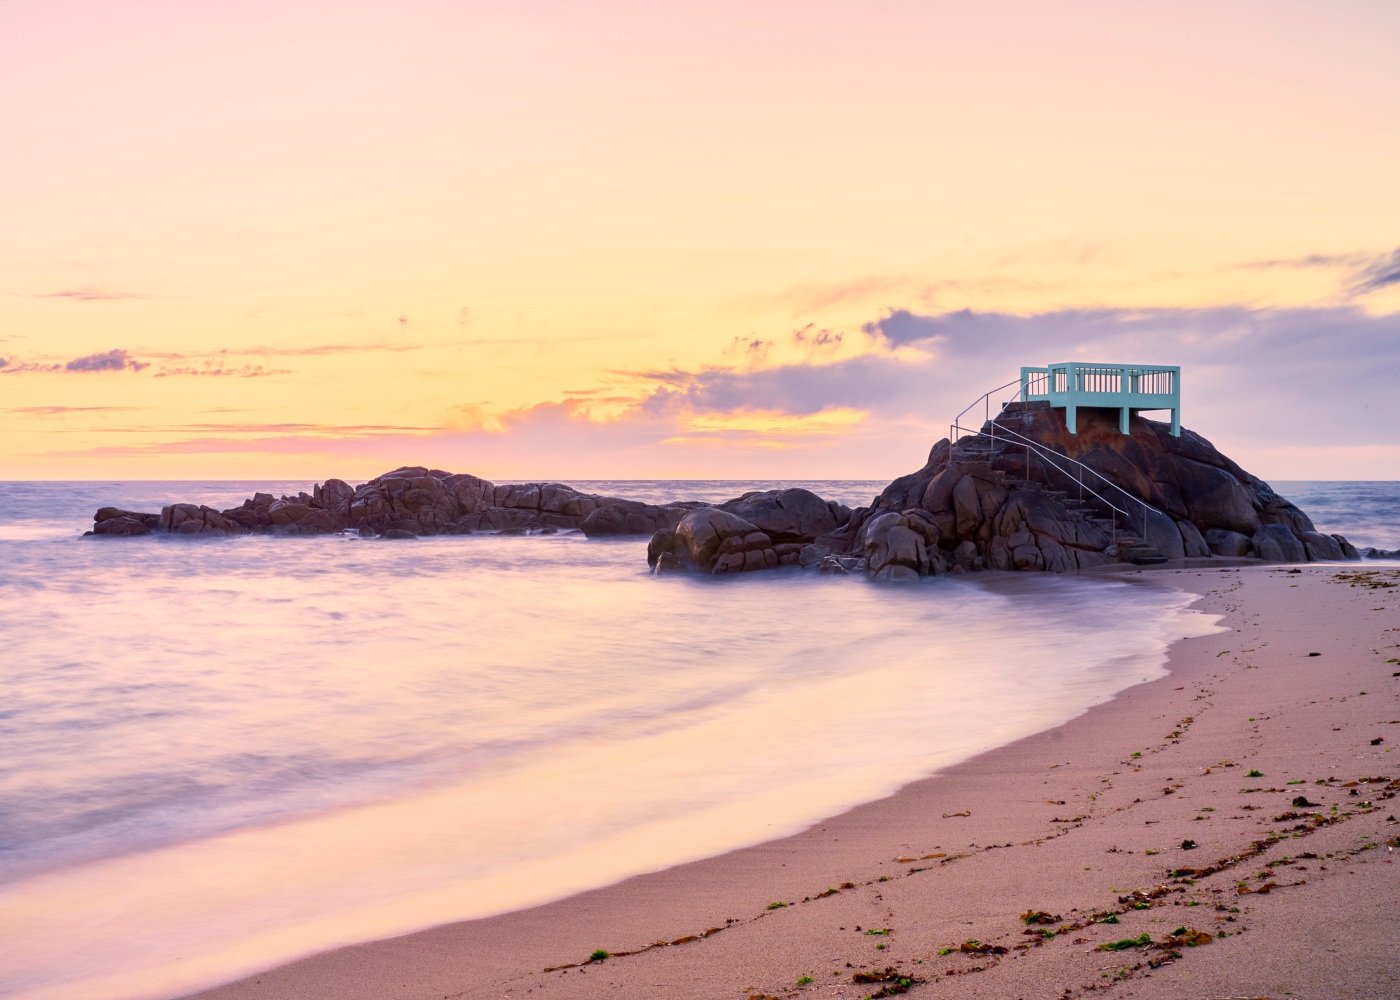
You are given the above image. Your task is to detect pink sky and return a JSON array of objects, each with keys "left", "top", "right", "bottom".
[{"left": 2, "top": 0, "right": 1398, "bottom": 481}]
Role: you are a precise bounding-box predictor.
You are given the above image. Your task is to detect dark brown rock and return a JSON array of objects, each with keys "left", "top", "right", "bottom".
[
  {"left": 160, "top": 503, "right": 242, "bottom": 535},
  {"left": 1251, "top": 523, "right": 1306, "bottom": 563},
  {"left": 716, "top": 489, "right": 851, "bottom": 543},
  {"left": 1204, "top": 528, "right": 1253, "bottom": 558},
  {"left": 863, "top": 511, "right": 937, "bottom": 581},
  {"left": 92, "top": 508, "right": 160, "bottom": 534},
  {"left": 91, "top": 514, "right": 155, "bottom": 536},
  {"left": 580, "top": 500, "right": 694, "bottom": 537},
  {"left": 650, "top": 508, "right": 776, "bottom": 574}
]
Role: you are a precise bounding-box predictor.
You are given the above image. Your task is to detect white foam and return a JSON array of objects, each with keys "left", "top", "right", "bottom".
[{"left": 0, "top": 555, "right": 1220, "bottom": 1000}]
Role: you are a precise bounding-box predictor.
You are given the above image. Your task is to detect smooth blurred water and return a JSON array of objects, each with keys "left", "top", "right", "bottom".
[
  {"left": 0, "top": 476, "right": 1307, "bottom": 1000},
  {"left": 1273, "top": 481, "right": 1400, "bottom": 552}
]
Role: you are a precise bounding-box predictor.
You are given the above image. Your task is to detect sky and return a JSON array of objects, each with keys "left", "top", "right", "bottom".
[{"left": 2, "top": 0, "right": 1398, "bottom": 482}]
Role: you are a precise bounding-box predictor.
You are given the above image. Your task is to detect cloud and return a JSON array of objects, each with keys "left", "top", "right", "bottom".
[
  {"left": 65, "top": 349, "right": 149, "bottom": 372},
  {"left": 1241, "top": 247, "right": 1400, "bottom": 296},
  {"left": 24, "top": 305, "right": 1400, "bottom": 479},
  {"left": 6, "top": 406, "right": 144, "bottom": 415},
  {"left": 1243, "top": 252, "right": 1372, "bottom": 270},
  {"left": 639, "top": 305, "right": 1400, "bottom": 449},
  {"left": 86, "top": 422, "right": 442, "bottom": 436},
  {"left": 239, "top": 343, "right": 425, "bottom": 357},
  {"left": 34, "top": 287, "right": 143, "bottom": 302},
  {"left": 0, "top": 360, "right": 58, "bottom": 374},
  {"left": 1352, "top": 249, "right": 1400, "bottom": 293},
  {"left": 154, "top": 362, "right": 291, "bottom": 378},
  {"left": 791, "top": 324, "right": 844, "bottom": 355}
]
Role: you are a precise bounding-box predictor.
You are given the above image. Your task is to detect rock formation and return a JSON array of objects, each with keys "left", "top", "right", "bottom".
[
  {"left": 763, "top": 402, "right": 1356, "bottom": 580},
  {"left": 86, "top": 467, "right": 675, "bottom": 539},
  {"left": 86, "top": 405, "right": 1363, "bottom": 579},
  {"left": 644, "top": 488, "right": 853, "bottom": 574}
]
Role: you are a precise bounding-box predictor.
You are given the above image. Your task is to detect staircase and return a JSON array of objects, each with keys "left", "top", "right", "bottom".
[{"left": 954, "top": 429, "right": 1168, "bottom": 565}]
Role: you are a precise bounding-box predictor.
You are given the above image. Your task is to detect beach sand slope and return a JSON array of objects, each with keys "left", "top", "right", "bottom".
[{"left": 193, "top": 564, "right": 1400, "bottom": 1000}]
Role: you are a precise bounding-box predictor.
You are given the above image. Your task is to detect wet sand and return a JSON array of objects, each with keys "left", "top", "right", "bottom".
[{"left": 191, "top": 563, "right": 1400, "bottom": 1000}]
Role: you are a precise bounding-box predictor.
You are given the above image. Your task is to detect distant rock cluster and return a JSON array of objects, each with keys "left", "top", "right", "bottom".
[
  {"left": 89, "top": 467, "right": 700, "bottom": 539},
  {"left": 88, "top": 404, "right": 1372, "bottom": 579}
]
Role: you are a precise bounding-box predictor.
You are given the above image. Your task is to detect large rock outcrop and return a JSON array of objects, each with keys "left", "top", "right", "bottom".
[
  {"left": 85, "top": 407, "right": 1361, "bottom": 582},
  {"left": 648, "top": 403, "right": 1359, "bottom": 578},
  {"left": 644, "top": 488, "right": 850, "bottom": 573},
  {"left": 785, "top": 402, "right": 1357, "bottom": 581},
  {"left": 87, "top": 467, "right": 652, "bottom": 539}
]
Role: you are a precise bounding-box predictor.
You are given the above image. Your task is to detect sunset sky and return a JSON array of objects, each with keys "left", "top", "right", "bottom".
[{"left": 3, "top": 0, "right": 1397, "bottom": 482}]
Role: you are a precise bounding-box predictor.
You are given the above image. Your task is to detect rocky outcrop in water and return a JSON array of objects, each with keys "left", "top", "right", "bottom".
[
  {"left": 86, "top": 467, "right": 662, "bottom": 539},
  {"left": 86, "top": 406, "right": 1361, "bottom": 579},
  {"left": 646, "top": 403, "right": 1360, "bottom": 577},
  {"left": 774, "top": 402, "right": 1357, "bottom": 580},
  {"left": 644, "top": 488, "right": 851, "bottom": 573}
]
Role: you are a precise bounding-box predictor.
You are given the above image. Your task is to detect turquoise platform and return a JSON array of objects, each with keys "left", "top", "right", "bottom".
[{"left": 1021, "top": 363, "right": 1180, "bottom": 437}]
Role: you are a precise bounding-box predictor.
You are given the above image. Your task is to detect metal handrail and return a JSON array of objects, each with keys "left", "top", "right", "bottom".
[
  {"left": 949, "top": 378, "right": 1019, "bottom": 444},
  {"left": 951, "top": 416, "right": 1156, "bottom": 547},
  {"left": 947, "top": 381, "right": 1167, "bottom": 551}
]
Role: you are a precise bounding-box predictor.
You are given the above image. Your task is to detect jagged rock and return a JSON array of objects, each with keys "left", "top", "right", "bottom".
[
  {"left": 860, "top": 509, "right": 948, "bottom": 581},
  {"left": 1141, "top": 508, "right": 1187, "bottom": 561},
  {"left": 91, "top": 508, "right": 160, "bottom": 536},
  {"left": 313, "top": 478, "right": 355, "bottom": 519},
  {"left": 952, "top": 540, "right": 981, "bottom": 572},
  {"left": 85, "top": 412, "right": 1357, "bottom": 576},
  {"left": 267, "top": 500, "right": 311, "bottom": 527},
  {"left": 827, "top": 402, "right": 1358, "bottom": 575},
  {"left": 579, "top": 500, "right": 694, "bottom": 537},
  {"left": 1364, "top": 547, "right": 1399, "bottom": 559},
  {"left": 648, "top": 508, "right": 777, "bottom": 574},
  {"left": 90, "top": 510, "right": 158, "bottom": 535},
  {"left": 798, "top": 543, "right": 831, "bottom": 569},
  {"left": 1204, "top": 528, "right": 1253, "bottom": 558},
  {"left": 717, "top": 489, "right": 851, "bottom": 543},
  {"left": 1178, "top": 519, "right": 1211, "bottom": 558},
  {"left": 160, "top": 503, "right": 242, "bottom": 535},
  {"left": 1252, "top": 523, "right": 1307, "bottom": 563},
  {"left": 1297, "top": 531, "right": 1344, "bottom": 561},
  {"left": 818, "top": 554, "right": 865, "bottom": 575},
  {"left": 294, "top": 509, "right": 341, "bottom": 534}
]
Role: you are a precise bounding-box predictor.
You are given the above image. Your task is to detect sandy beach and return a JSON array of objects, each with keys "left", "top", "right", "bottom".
[{"left": 191, "top": 562, "right": 1399, "bottom": 1000}]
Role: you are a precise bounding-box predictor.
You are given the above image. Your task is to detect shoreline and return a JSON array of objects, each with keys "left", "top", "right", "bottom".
[{"left": 188, "top": 562, "right": 1400, "bottom": 1000}]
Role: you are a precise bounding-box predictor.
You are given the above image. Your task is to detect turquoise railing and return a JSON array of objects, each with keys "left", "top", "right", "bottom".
[{"left": 1020, "top": 363, "right": 1180, "bottom": 436}]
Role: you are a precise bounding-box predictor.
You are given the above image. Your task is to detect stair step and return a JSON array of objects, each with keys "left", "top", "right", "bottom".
[{"left": 1122, "top": 550, "right": 1169, "bottom": 565}]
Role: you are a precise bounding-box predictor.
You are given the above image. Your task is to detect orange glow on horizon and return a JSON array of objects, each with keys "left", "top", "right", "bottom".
[{"left": 2, "top": 0, "right": 1397, "bottom": 481}]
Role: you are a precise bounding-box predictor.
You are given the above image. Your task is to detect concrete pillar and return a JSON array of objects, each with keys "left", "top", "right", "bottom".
[{"left": 1120, "top": 407, "right": 1131, "bottom": 434}]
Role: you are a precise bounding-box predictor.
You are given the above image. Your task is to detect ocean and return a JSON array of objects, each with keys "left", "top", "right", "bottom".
[{"left": 0, "top": 479, "right": 1393, "bottom": 1000}]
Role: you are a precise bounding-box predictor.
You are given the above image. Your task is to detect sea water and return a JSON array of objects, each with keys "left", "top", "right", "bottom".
[{"left": 1, "top": 479, "right": 1389, "bottom": 1000}]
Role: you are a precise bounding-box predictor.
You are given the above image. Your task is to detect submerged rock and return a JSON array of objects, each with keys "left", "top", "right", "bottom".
[
  {"left": 649, "top": 508, "right": 777, "bottom": 574},
  {"left": 579, "top": 499, "right": 699, "bottom": 537},
  {"left": 90, "top": 508, "right": 160, "bottom": 536}
]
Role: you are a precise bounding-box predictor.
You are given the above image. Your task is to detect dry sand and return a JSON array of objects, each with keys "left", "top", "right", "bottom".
[{"left": 192, "top": 563, "right": 1400, "bottom": 1000}]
